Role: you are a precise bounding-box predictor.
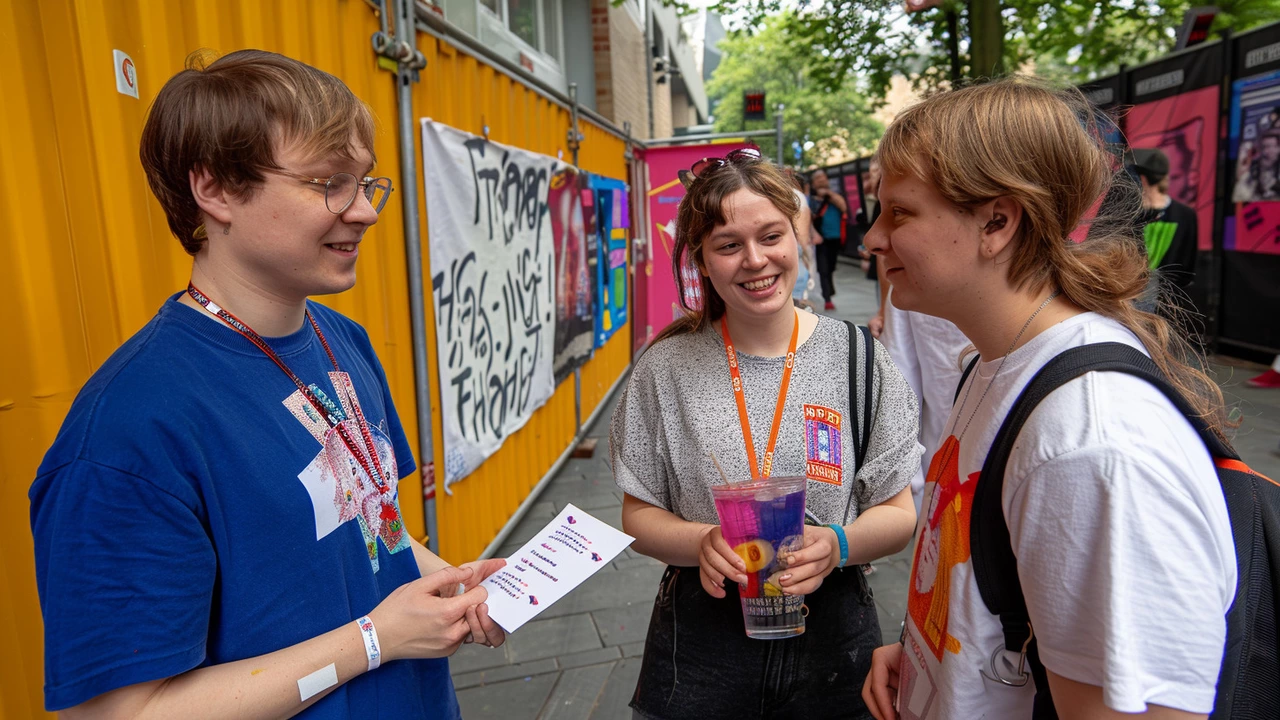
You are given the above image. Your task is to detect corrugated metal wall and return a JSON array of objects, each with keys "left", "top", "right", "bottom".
[
  {"left": 413, "top": 32, "right": 631, "bottom": 562},
  {"left": 1, "top": 1, "right": 630, "bottom": 716}
]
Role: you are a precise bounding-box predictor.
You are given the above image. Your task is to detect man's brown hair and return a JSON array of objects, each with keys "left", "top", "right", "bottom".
[{"left": 140, "top": 49, "right": 376, "bottom": 254}]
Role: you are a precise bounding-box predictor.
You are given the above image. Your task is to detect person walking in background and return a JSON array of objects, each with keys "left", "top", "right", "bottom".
[
  {"left": 861, "top": 78, "right": 1238, "bottom": 719},
  {"left": 29, "top": 50, "right": 504, "bottom": 719},
  {"left": 1133, "top": 148, "right": 1198, "bottom": 294},
  {"left": 809, "top": 168, "right": 849, "bottom": 311}
]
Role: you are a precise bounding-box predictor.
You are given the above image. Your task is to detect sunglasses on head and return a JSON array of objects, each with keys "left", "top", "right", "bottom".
[{"left": 677, "top": 147, "right": 764, "bottom": 189}]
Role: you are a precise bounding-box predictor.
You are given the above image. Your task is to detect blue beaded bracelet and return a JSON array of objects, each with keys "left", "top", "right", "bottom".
[{"left": 826, "top": 523, "right": 849, "bottom": 569}]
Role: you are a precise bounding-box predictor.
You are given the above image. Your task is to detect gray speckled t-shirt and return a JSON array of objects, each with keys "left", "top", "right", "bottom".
[{"left": 610, "top": 315, "right": 922, "bottom": 526}]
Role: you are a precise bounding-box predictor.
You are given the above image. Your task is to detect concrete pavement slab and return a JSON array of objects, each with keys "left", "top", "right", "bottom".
[
  {"left": 558, "top": 646, "right": 624, "bottom": 671},
  {"left": 457, "top": 672, "right": 558, "bottom": 720},
  {"left": 452, "top": 658, "right": 559, "bottom": 690},
  {"left": 506, "top": 613, "right": 604, "bottom": 664},
  {"left": 538, "top": 662, "right": 617, "bottom": 720},
  {"left": 592, "top": 604, "right": 653, "bottom": 647},
  {"left": 588, "top": 658, "right": 643, "bottom": 719},
  {"left": 620, "top": 642, "right": 645, "bottom": 658}
]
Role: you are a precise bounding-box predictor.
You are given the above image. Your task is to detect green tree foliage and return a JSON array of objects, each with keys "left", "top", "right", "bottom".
[
  {"left": 706, "top": 12, "right": 884, "bottom": 166},
  {"left": 716, "top": 0, "right": 1280, "bottom": 99}
]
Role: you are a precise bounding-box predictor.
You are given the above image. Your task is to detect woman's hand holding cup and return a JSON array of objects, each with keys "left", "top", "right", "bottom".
[
  {"left": 698, "top": 525, "right": 747, "bottom": 598},
  {"left": 777, "top": 524, "right": 841, "bottom": 595}
]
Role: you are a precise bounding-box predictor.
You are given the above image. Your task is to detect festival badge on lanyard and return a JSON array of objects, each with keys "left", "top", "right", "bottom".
[{"left": 187, "top": 284, "right": 410, "bottom": 571}]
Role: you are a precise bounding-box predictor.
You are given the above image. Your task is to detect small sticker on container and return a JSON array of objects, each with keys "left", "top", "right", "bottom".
[
  {"left": 423, "top": 462, "right": 436, "bottom": 500},
  {"left": 113, "top": 49, "right": 138, "bottom": 98}
]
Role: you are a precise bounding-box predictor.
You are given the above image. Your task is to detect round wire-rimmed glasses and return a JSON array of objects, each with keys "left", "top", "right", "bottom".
[{"left": 277, "top": 171, "right": 395, "bottom": 214}]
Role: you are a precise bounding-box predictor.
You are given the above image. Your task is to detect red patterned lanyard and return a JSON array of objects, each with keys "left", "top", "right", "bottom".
[
  {"left": 187, "top": 284, "right": 392, "bottom": 494},
  {"left": 720, "top": 311, "right": 800, "bottom": 480}
]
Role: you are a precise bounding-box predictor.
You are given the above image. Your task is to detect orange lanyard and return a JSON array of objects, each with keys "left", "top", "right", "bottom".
[{"left": 720, "top": 311, "right": 800, "bottom": 480}]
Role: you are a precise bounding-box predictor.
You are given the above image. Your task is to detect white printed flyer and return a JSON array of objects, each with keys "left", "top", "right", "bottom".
[{"left": 481, "top": 504, "right": 634, "bottom": 632}]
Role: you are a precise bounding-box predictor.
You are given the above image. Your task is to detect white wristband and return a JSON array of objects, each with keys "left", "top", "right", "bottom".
[{"left": 356, "top": 615, "right": 381, "bottom": 672}]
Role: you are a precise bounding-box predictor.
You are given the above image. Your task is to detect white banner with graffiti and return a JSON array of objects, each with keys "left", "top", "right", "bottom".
[{"left": 422, "top": 119, "right": 559, "bottom": 490}]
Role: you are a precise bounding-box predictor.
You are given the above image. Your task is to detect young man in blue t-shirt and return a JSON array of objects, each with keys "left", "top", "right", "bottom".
[{"left": 29, "top": 50, "right": 504, "bottom": 719}]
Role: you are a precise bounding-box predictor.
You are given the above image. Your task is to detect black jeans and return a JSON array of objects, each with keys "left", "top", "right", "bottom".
[
  {"left": 631, "top": 565, "right": 881, "bottom": 720},
  {"left": 815, "top": 239, "right": 842, "bottom": 301}
]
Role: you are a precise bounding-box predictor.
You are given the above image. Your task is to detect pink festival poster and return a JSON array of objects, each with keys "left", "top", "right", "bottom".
[
  {"left": 1126, "top": 85, "right": 1220, "bottom": 251},
  {"left": 635, "top": 142, "right": 750, "bottom": 349}
]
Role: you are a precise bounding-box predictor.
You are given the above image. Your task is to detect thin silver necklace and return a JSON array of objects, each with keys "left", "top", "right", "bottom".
[{"left": 954, "top": 290, "right": 1060, "bottom": 441}]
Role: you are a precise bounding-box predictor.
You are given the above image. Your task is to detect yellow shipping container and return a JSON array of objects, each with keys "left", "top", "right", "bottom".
[{"left": 0, "top": 1, "right": 631, "bottom": 716}]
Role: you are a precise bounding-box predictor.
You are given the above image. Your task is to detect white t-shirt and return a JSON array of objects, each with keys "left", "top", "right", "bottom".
[
  {"left": 880, "top": 289, "right": 973, "bottom": 511},
  {"left": 897, "top": 312, "right": 1236, "bottom": 718}
]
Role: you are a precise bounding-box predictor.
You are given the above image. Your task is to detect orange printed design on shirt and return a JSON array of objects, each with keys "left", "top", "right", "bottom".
[
  {"left": 804, "top": 404, "right": 843, "bottom": 486},
  {"left": 906, "top": 434, "right": 977, "bottom": 660}
]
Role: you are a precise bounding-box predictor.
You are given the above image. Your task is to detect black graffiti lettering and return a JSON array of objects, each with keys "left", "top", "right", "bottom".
[
  {"left": 450, "top": 366, "right": 474, "bottom": 439},
  {"left": 439, "top": 137, "right": 559, "bottom": 450},
  {"left": 501, "top": 284, "right": 515, "bottom": 362},
  {"left": 464, "top": 138, "right": 501, "bottom": 240}
]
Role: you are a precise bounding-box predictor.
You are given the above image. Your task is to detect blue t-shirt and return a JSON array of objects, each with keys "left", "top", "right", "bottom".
[
  {"left": 30, "top": 295, "right": 459, "bottom": 718},
  {"left": 809, "top": 194, "right": 844, "bottom": 240}
]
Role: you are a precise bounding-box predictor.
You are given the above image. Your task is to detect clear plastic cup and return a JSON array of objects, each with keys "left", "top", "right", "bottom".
[{"left": 711, "top": 475, "right": 807, "bottom": 639}]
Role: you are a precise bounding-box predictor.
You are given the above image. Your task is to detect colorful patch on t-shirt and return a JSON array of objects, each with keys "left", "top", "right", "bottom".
[
  {"left": 804, "top": 404, "right": 843, "bottom": 486},
  {"left": 288, "top": 371, "right": 411, "bottom": 573}
]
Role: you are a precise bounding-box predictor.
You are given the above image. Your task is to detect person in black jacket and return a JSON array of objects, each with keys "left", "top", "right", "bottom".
[
  {"left": 1133, "top": 148, "right": 1198, "bottom": 289},
  {"left": 1133, "top": 147, "right": 1199, "bottom": 341}
]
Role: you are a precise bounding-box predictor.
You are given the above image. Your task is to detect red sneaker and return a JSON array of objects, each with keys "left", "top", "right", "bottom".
[
  {"left": 824, "top": 301, "right": 836, "bottom": 311},
  {"left": 1246, "top": 369, "right": 1280, "bottom": 389}
]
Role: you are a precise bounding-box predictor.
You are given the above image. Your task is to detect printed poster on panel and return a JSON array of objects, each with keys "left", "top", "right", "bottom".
[
  {"left": 549, "top": 166, "right": 596, "bottom": 384},
  {"left": 587, "top": 174, "right": 629, "bottom": 348},
  {"left": 1227, "top": 69, "right": 1280, "bottom": 255},
  {"left": 639, "top": 142, "right": 750, "bottom": 347},
  {"left": 421, "top": 119, "right": 560, "bottom": 490},
  {"left": 1126, "top": 85, "right": 1220, "bottom": 253}
]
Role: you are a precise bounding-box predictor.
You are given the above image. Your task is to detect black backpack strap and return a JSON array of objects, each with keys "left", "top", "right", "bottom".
[
  {"left": 842, "top": 322, "right": 878, "bottom": 524},
  {"left": 858, "top": 324, "right": 874, "bottom": 472},
  {"left": 971, "top": 341, "right": 1236, "bottom": 718},
  {"left": 955, "top": 354, "right": 981, "bottom": 404}
]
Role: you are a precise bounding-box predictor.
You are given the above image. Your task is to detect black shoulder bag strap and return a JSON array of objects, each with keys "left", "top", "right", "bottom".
[
  {"left": 813, "top": 198, "right": 831, "bottom": 230},
  {"left": 971, "top": 341, "right": 1236, "bottom": 719},
  {"left": 845, "top": 322, "right": 874, "bottom": 471},
  {"left": 843, "top": 322, "right": 877, "bottom": 589}
]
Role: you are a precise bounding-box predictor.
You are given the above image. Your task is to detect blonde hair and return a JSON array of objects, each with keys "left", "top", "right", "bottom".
[
  {"left": 877, "top": 77, "right": 1231, "bottom": 442},
  {"left": 651, "top": 160, "right": 800, "bottom": 345}
]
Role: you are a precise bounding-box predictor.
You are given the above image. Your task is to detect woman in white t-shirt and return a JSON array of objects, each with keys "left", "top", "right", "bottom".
[
  {"left": 612, "top": 149, "right": 922, "bottom": 718},
  {"left": 860, "top": 78, "right": 1237, "bottom": 719}
]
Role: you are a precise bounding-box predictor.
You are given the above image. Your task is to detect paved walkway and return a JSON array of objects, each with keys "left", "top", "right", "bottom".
[{"left": 450, "top": 259, "right": 1280, "bottom": 719}]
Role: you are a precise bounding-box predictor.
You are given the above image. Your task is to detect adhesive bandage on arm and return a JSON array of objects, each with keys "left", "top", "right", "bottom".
[
  {"left": 356, "top": 615, "right": 382, "bottom": 672},
  {"left": 297, "top": 663, "right": 338, "bottom": 702}
]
